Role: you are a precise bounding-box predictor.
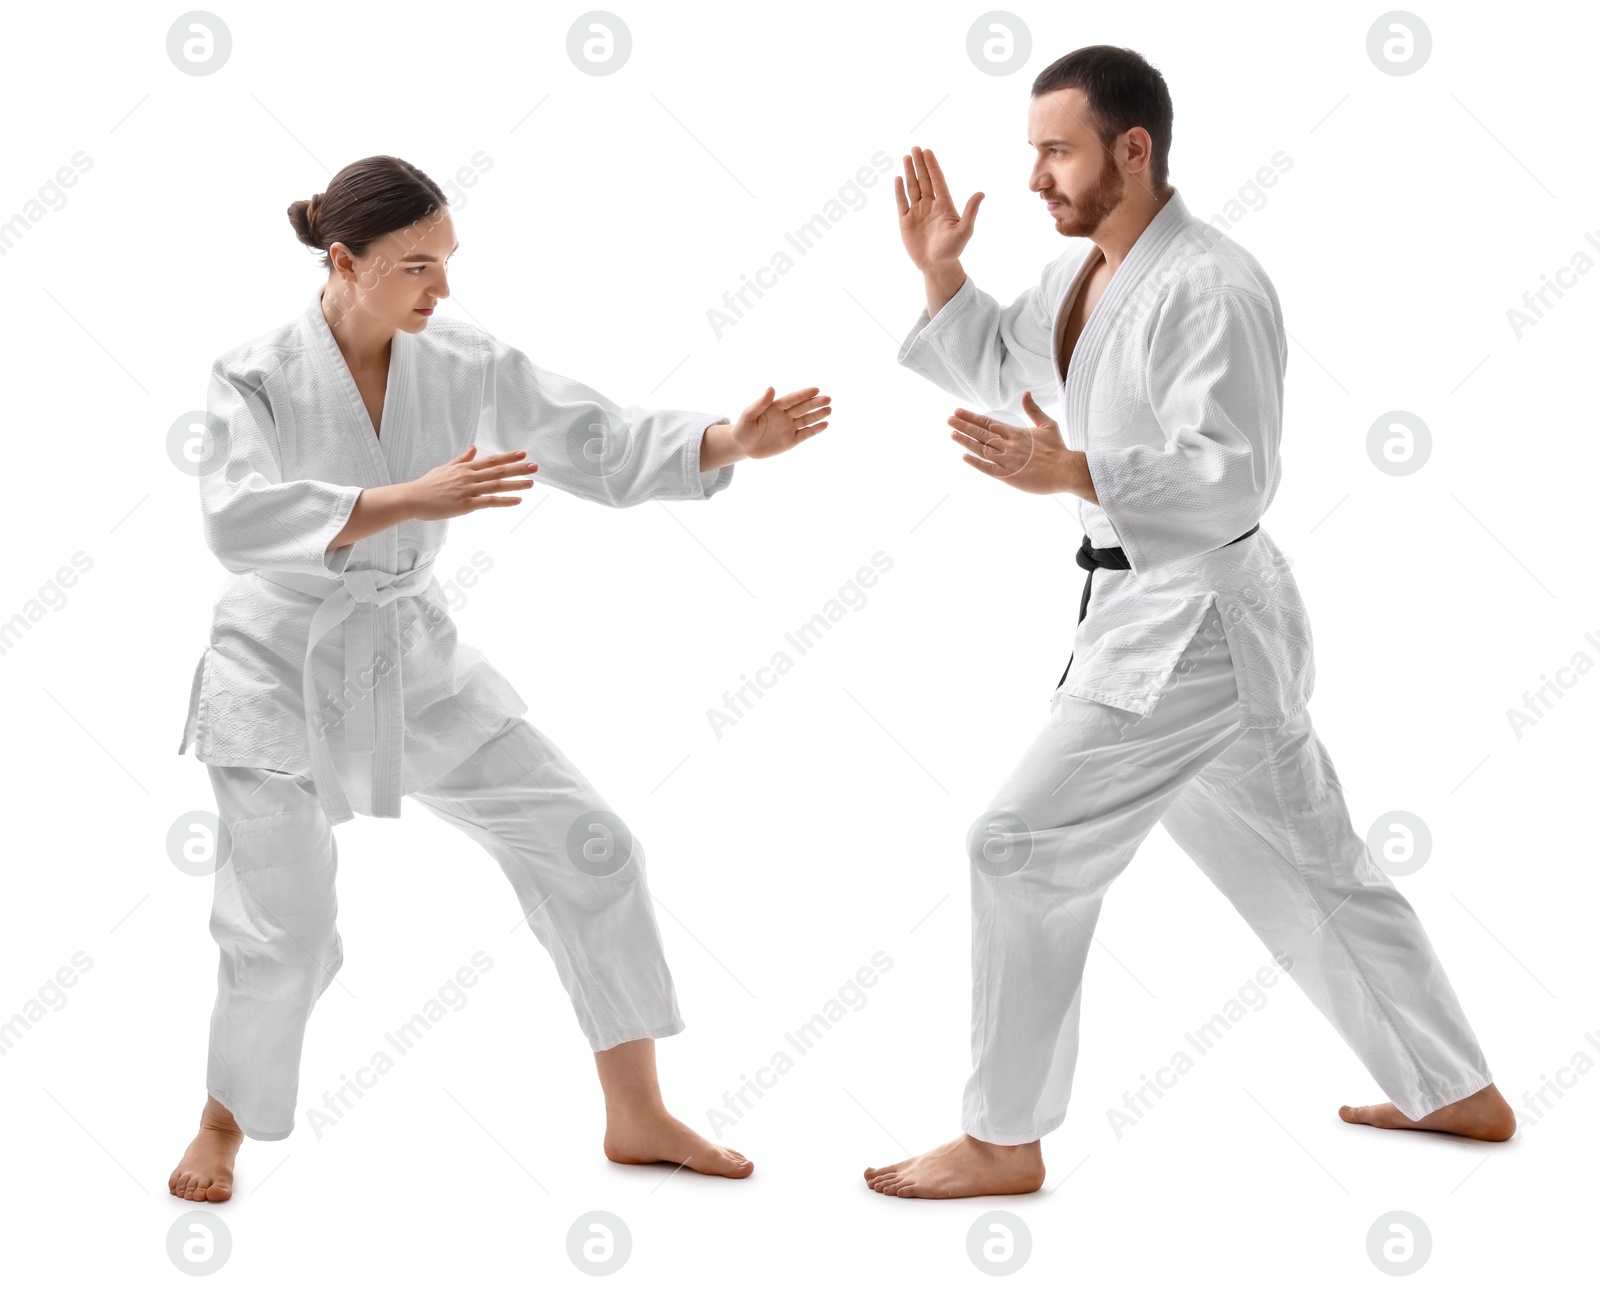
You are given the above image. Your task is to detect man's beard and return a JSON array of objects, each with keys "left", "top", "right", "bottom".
[{"left": 1053, "top": 148, "right": 1126, "bottom": 237}]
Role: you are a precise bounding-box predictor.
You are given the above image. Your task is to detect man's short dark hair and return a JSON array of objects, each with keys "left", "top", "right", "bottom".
[{"left": 1032, "top": 46, "right": 1174, "bottom": 190}]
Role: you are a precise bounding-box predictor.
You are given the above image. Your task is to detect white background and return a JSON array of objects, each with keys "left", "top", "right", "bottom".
[{"left": 1, "top": 0, "right": 1594, "bottom": 1283}]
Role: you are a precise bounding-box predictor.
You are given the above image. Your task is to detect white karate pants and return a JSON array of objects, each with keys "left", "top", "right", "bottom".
[
  {"left": 963, "top": 602, "right": 1493, "bottom": 1145},
  {"left": 204, "top": 716, "right": 684, "bottom": 1141}
]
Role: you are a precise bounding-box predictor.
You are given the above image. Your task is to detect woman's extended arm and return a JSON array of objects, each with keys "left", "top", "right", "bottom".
[
  {"left": 472, "top": 333, "right": 831, "bottom": 508},
  {"left": 699, "top": 388, "right": 831, "bottom": 471}
]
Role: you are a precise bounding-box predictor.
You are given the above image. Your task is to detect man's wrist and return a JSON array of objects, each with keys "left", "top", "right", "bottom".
[
  {"left": 1075, "top": 452, "right": 1099, "bottom": 504},
  {"left": 923, "top": 262, "right": 967, "bottom": 319},
  {"left": 1060, "top": 450, "right": 1096, "bottom": 502}
]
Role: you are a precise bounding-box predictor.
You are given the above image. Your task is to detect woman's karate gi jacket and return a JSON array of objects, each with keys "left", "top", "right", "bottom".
[{"left": 179, "top": 288, "right": 734, "bottom": 823}]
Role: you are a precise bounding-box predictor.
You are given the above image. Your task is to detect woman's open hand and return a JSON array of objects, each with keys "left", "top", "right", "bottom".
[
  {"left": 404, "top": 446, "right": 539, "bottom": 519},
  {"left": 726, "top": 386, "right": 832, "bottom": 461}
]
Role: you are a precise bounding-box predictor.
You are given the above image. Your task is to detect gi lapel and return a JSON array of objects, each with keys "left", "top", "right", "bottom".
[
  {"left": 303, "top": 286, "right": 398, "bottom": 491},
  {"left": 1050, "top": 247, "right": 1107, "bottom": 393},
  {"left": 298, "top": 289, "right": 410, "bottom": 794},
  {"left": 1063, "top": 189, "right": 1192, "bottom": 455}
]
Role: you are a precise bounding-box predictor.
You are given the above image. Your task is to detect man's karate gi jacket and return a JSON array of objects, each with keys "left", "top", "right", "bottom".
[{"left": 897, "top": 189, "right": 1315, "bottom": 727}]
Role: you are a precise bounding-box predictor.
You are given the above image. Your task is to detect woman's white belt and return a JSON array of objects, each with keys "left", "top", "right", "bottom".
[{"left": 178, "top": 561, "right": 437, "bottom": 825}]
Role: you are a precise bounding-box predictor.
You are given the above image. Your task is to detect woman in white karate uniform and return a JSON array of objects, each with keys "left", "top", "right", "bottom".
[{"left": 169, "top": 155, "right": 830, "bottom": 1202}]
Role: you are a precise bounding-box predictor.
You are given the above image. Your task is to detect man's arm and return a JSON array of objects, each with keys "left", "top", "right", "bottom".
[
  {"left": 897, "top": 261, "right": 1064, "bottom": 413},
  {"left": 894, "top": 145, "right": 1060, "bottom": 413},
  {"left": 923, "top": 261, "right": 968, "bottom": 322}
]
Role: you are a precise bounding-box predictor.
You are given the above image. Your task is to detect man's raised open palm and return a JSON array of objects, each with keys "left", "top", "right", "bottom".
[{"left": 894, "top": 145, "right": 985, "bottom": 270}]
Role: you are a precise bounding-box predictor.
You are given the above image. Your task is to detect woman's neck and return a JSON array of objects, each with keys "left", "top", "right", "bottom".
[{"left": 320, "top": 282, "right": 394, "bottom": 371}]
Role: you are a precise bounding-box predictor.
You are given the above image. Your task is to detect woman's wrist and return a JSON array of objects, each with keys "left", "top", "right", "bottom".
[
  {"left": 383, "top": 480, "right": 418, "bottom": 523},
  {"left": 700, "top": 419, "right": 747, "bottom": 472},
  {"left": 330, "top": 483, "right": 415, "bottom": 552}
]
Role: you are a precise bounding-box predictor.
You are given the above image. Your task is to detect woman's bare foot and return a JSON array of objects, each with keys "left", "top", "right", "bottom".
[
  {"left": 169, "top": 1096, "right": 244, "bottom": 1203},
  {"left": 1339, "top": 1081, "right": 1516, "bottom": 1141},
  {"left": 594, "top": 1036, "right": 752, "bottom": 1179},
  {"left": 602, "top": 1104, "right": 753, "bottom": 1178},
  {"left": 864, "top": 1134, "right": 1045, "bottom": 1199}
]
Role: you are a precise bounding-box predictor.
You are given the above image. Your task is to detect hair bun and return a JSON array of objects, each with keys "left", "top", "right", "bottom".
[
  {"left": 288, "top": 193, "right": 325, "bottom": 250},
  {"left": 304, "top": 192, "right": 325, "bottom": 245},
  {"left": 287, "top": 157, "right": 449, "bottom": 269}
]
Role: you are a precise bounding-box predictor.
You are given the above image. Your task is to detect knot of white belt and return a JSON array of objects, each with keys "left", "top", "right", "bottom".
[
  {"left": 342, "top": 566, "right": 428, "bottom": 608},
  {"left": 262, "top": 559, "right": 438, "bottom": 824}
]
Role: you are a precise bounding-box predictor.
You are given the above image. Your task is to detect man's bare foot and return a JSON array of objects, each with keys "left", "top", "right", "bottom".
[
  {"left": 1339, "top": 1081, "right": 1516, "bottom": 1141},
  {"left": 169, "top": 1096, "right": 244, "bottom": 1203},
  {"left": 602, "top": 1103, "right": 753, "bottom": 1178},
  {"left": 864, "top": 1133, "right": 1045, "bottom": 1199}
]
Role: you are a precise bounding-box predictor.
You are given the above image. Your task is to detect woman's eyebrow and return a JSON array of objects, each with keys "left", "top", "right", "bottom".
[{"left": 400, "top": 243, "right": 461, "bottom": 262}]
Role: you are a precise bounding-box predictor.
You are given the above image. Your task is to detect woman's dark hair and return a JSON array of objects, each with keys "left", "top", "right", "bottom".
[
  {"left": 1031, "top": 46, "right": 1174, "bottom": 191},
  {"left": 287, "top": 155, "right": 449, "bottom": 269}
]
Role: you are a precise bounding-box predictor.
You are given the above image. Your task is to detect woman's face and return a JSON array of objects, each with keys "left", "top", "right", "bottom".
[{"left": 328, "top": 208, "right": 456, "bottom": 335}]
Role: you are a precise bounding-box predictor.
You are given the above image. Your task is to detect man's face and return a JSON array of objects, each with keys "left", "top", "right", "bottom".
[{"left": 1027, "top": 87, "right": 1127, "bottom": 238}]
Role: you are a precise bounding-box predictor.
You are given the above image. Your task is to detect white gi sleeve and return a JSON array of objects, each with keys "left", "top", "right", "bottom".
[
  {"left": 476, "top": 332, "right": 734, "bottom": 507},
  {"left": 199, "top": 358, "right": 364, "bottom": 577},
  {"left": 895, "top": 263, "right": 1060, "bottom": 416},
  {"left": 1086, "top": 285, "right": 1284, "bottom": 573}
]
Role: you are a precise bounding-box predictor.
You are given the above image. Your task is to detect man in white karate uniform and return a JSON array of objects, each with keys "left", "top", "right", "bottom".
[{"left": 864, "top": 46, "right": 1513, "bottom": 1200}]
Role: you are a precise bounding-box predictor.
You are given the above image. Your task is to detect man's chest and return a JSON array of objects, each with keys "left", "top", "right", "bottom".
[
  {"left": 1047, "top": 248, "right": 1176, "bottom": 461},
  {"left": 1056, "top": 251, "right": 1114, "bottom": 381}
]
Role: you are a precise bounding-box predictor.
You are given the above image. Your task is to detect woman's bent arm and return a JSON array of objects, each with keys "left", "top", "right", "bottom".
[
  {"left": 326, "top": 484, "right": 414, "bottom": 553},
  {"left": 326, "top": 447, "right": 540, "bottom": 553}
]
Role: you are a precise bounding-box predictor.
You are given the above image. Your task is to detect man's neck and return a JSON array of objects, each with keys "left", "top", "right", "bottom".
[{"left": 1093, "top": 184, "right": 1176, "bottom": 274}]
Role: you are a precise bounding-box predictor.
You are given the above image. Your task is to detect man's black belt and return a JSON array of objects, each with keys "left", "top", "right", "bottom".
[{"left": 1056, "top": 524, "right": 1260, "bottom": 689}]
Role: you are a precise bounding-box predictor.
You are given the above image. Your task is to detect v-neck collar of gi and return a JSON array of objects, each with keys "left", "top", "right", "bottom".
[
  {"left": 1051, "top": 186, "right": 1191, "bottom": 390},
  {"left": 303, "top": 285, "right": 409, "bottom": 486}
]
